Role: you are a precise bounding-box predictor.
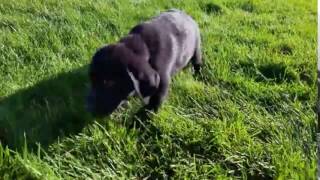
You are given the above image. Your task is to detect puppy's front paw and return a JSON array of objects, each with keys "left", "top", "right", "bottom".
[{"left": 145, "top": 103, "right": 161, "bottom": 113}]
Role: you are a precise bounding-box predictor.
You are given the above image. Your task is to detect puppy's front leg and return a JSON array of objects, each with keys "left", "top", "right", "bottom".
[{"left": 145, "top": 74, "right": 170, "bottom": 112}]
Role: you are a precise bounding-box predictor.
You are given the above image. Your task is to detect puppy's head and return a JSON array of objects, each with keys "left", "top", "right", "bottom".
[{"left": 87, "top": 42, "right": 159, "bottom": 116}]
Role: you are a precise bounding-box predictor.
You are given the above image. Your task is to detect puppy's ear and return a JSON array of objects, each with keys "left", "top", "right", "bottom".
[{"left": 127, "top": 64, "right": 160, "bottom": 98}]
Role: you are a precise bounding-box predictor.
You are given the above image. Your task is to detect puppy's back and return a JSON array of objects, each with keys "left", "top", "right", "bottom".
[
  {"left": 129, "top": 9, "right": 200, "bottom": 75},
  {"left": 149, "top": 9, "right": 199, "bottom": 34},
  {"left": 151, "top": 10, "right": 200, "bottom": 70}
]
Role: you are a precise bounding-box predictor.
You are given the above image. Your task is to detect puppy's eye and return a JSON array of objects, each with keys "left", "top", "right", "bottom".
[{"left": 103, "top": 80, "right": 115, "bottom": 87}]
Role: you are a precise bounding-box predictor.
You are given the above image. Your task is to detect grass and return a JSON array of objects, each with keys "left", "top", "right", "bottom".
[{"left": 0, "top": 0, "right": 317, "bottom": 179}]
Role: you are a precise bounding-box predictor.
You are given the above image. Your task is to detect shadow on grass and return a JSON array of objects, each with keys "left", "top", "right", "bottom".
[{"left": 0, "top": 65, "right": 93, "bottom": 150}]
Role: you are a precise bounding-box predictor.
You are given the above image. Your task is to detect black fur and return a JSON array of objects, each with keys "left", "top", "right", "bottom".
[{"left": 87, "top": 9, "right": 202, "bottom": 116}]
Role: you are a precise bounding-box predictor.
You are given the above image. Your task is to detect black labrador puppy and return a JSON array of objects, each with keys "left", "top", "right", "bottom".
[{"left": 87, "top": 9, "right": 202, "bottom": 116}]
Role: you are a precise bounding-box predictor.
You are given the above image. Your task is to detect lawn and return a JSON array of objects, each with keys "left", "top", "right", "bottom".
[{"left": 0, "top": 0, "right": 317, "bottom": 179}]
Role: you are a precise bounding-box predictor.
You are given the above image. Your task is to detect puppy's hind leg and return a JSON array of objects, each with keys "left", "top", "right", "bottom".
[{"left": 191, "top": 34, "right": 202, "bottom": 74}]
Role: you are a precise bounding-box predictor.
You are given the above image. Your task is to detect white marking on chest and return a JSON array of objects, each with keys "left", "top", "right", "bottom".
[{"left": 127, "top": 69, "right": 150, "bottom": 104}]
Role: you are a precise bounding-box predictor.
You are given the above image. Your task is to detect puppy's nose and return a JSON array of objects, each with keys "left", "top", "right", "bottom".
[
  {"left": 86, "top": 102, "right": 94, "bottom": 112},
  {"left": 86, "top": 94, "right": 95, "bottom": 112}
]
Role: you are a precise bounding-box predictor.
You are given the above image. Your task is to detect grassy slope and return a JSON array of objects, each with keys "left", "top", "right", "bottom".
[{"left": 0, "top": 0, "right": 317, "bottom": 179}]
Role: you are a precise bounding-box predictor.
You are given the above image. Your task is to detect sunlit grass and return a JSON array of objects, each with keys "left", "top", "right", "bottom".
[{"left": 0, "top": 0, "right": 317, "bottom": 179}]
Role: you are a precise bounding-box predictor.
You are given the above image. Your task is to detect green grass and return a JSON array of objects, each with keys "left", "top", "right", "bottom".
[{"left": 0, "top": 0, "right": 317, "bottom": 179}]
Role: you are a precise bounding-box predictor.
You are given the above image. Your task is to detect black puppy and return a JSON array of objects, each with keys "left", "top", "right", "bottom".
[{"left": 87, "top": 9, "right": 202, "bottom": 116}]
